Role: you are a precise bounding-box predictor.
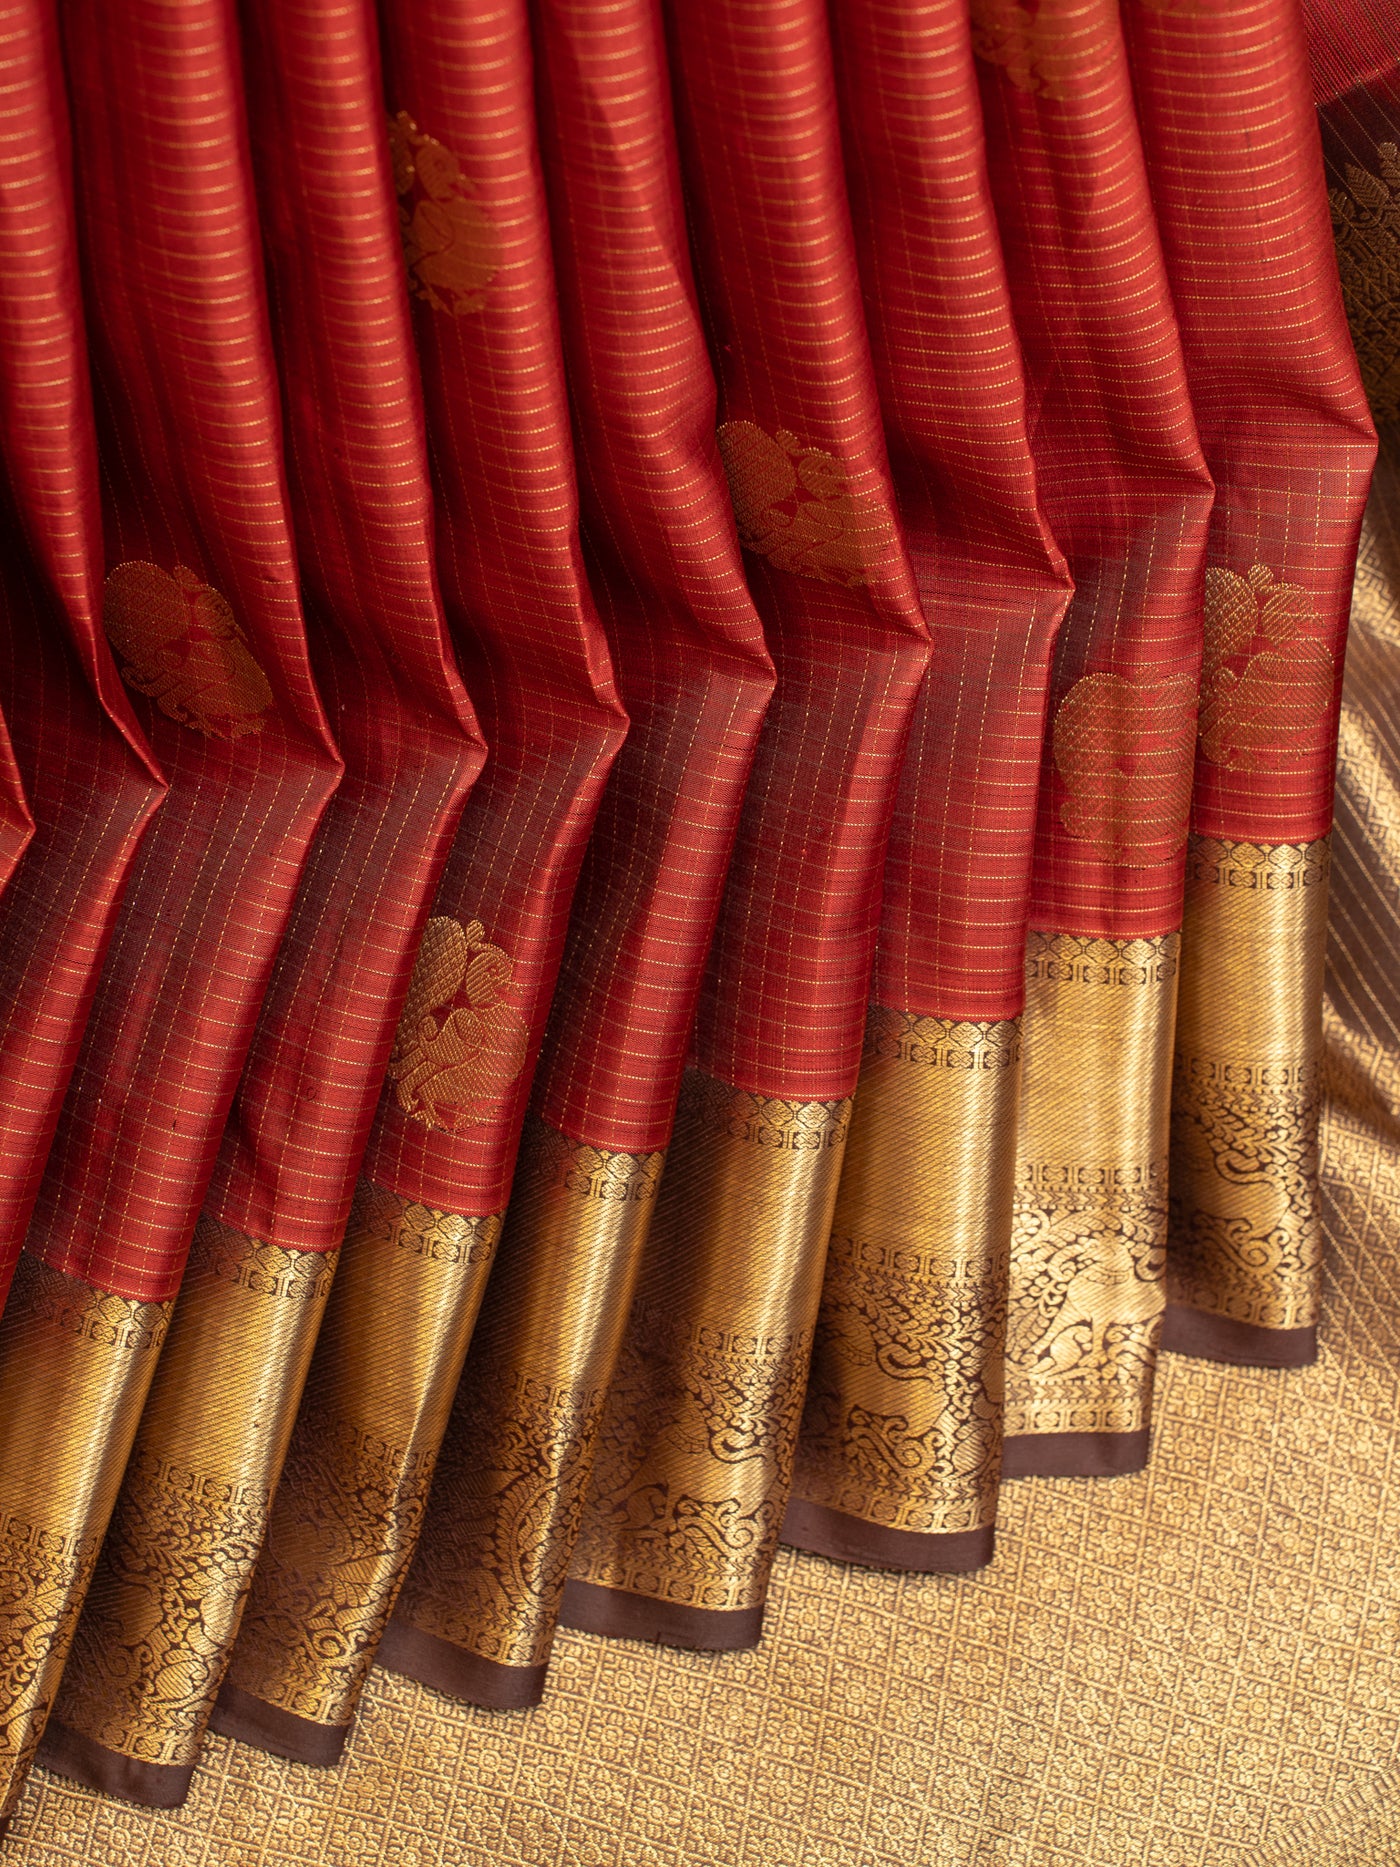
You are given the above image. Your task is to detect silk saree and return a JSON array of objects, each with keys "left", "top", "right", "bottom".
[{"left": 0, "top": 0, "right": 1385, "bottom": 1852}]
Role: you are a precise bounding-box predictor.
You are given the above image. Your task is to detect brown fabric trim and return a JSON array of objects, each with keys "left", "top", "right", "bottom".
[
  {"left": 37, "top": 1721, "right": 194, "bottom": 1810},
  {"left": 1162, "top": 1303, "right": 1317, "bottom": 1368},
  {"left": 377, "top": 1617, "right": 546, "bottom": 1710},
  {"left": 780, "top": 1499, "right": 995, "bottom": 1573},
  {"left": 207, "top": 1681, "right": 348, "bottom": 1768},
  {"left": 1001, "top": 1429, "right": 1151, "bottom": 1479},
  {"left": 557, "top": 1578, "right": 764, "bottom": 1651}
]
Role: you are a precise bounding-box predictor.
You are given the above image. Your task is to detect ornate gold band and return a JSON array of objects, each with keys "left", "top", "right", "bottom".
[
  {"left": 211, "top": 1183, "right": 500, "bottom": 1759},
  {"left": 562, "top": 1069, "right": 851, "bottom": 1643},
  {"left": 1166, "top": 836, "right": 1330, "bottom": 1351},
  {"left": 1003, "top": 931, "right": 1179, "bottom": 1466},
  {"left": 382, "top": 1120, "right": 665, "bottom": 1704},
  {"left": 0, "top": 1252, "right": 169, "bottom": 1822},
  {"left": 42, "top": 1221, "right": 337, "bottom": 1800},
  {"left": 785, "top": 1008, "right": 1019, "bottom": 1566}
]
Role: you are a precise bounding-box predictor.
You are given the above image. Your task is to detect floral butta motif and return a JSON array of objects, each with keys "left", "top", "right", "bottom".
[
  {"left": 969, "top": 0, "right": 1075, "bottom": 98},
  {"left": 1052, "top": 670, "right": 1197, "bottom": 862},
  {"left": 388, "top": 917, "right": 529, "bottom": 1132},
  {"left": 1330, "top": 143, "right": 1400, "bottom": 424},
  {"left": 388, "top": 111, "right": 501, "bottom": 316},
  {"left": 1197, "top": 565, "right": 1335, "bottom": 771},
  {"left": 715, "top": 420, "right": 889, "bottom": 588},
  {"left": 102, "top": 561, "right": 274, "bottom": 740}
]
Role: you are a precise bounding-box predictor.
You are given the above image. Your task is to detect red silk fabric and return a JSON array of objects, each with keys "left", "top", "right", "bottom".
[
  {"left": 832, "top": 0, "right": 1069, "bottom": 1026},
  {"left": 365, "top": 0, "right": 626, "bottom": 1221},
  {"left": 673, "top": 0, "right": 931, "bottom": 1105},
  {"left": 1126, "top": 0, "right": 1374, "bottom": 850},
  {"left": 28, "top": 0, "right": 340, "bottom": 1305},
  {"left": 202, "top": 0, "right": 487, "bottom": 1255},
  {"left": 0, "top": 0, "right": 163, "bottom": 1302},
  {"left": 528, "top": 0, "right": 775, "bottom": 1155},
  {"left": 973, "top": 0, "right": 1214, "bottom": 944}
]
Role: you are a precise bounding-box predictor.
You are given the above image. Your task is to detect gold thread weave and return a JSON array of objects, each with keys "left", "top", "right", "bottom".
[
  {"left": 218, "top": 1185, "right": 500, "bottom": 1731},
  {"left": 393, "top": 1121, "right": 665, "bottom": 1671},
  {"left": 0, "top": 1255, "right": 169, "bottom": 1820},
  {"left": 1168, "top": 837, "right": 1330, "bottom": 1331},
  {"left": 1005, "top": 931, "right": 1178, "bottom": 1441},
  {"left": 791, "top": 1008, "right": 1019, "bottom": 1536},
  {"left": 49, "top": 1224, "right": 337, "bottom": 1768},
  {"left": 570, "top": 1069, "right": 851, "bottom": 1615}
]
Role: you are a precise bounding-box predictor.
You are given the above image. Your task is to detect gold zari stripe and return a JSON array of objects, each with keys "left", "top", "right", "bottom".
[
  {"left": 0, "top": 1253, "right": 169, "bottom": 1821},
  {"left": 390, "top": 1121, "right": 666, "bottom": 1675},
  {"left": 217, "top": 1184, "right": 500, "bottom": 1734},
  {"left": 792, "top": 1008, "right": 1019, "bottom": 1537},
  {"left": 48, "top": 1222, "right": 337, "bottom": 1772},
  {"left": 1005, "top": 931, "right": 1178, "bottom": 1443},
  {"left": 1168, "top": 836, "right": 1330, "bottom": 1331},
  {"left": 570, "top": 1070, "right": 851, "bottom": 1618}
]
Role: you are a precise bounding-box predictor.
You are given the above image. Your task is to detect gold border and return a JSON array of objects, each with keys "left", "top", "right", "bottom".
[
  {"left": 393, "top": 1120, "right": 664, "bottom": 1673},
  {"left": 50, "top": 1223, "right": 336, "bottom": 1768},
  {"left": 792, "top": 1009, "right": 1019, "bottom": 1535},
  {"left": 0, "top": 1253, "right": 169, "bottom": 1819},
  {"left": 571, "top": 1070, "right": 850, "bottom": 1616},
  {"left": 219, "top": 1184, "right": 500, "bottom": 1732},
  {"left": 1005, "top": 932, "right": 1178, "bottom": 1440},
  {"left": 1168, "top": 837, "right": 1330, "bottom": 1330}
]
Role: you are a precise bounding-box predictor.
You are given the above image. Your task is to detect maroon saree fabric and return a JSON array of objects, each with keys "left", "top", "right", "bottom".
[
  {"left": 1130, "top": 0, "right": 1374, "bottom": 1372},
  {"left": 560, "top": 0, "right": 931, "bottom": 1654},
  {"left": 212, "top": 0, "right": 626, "bottom": 1766},
  {"left": 41, "top": 0, "right": 487, "bottom": 1807},
  {"left": 0, "top": 0, "right": 163, "bottom": 1286},
  {"left": 783, "top": 0, "right": 1071, "bottom": 1575},
  {"left": 0, "top": 0, "right": 1377, "bottom": 1843},
  {"left": 0, "top": 0, "right": 340, "bottom": 1823},
  {"left": 969, "top": 0, "right": 1214, "bottom": 1478},
  {"left": 378, "top": 0, "right": 776, "bottom": 1711}
]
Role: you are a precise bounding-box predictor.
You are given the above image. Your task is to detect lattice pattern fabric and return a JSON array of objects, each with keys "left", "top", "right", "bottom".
[{"left": 0, "top": 0, "right": 1386, "bottom": 1857}]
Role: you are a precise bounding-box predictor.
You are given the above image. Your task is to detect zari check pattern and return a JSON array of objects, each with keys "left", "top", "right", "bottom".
[{"left": 8, "top": 492, "right": 1400, "bottom": 1865}]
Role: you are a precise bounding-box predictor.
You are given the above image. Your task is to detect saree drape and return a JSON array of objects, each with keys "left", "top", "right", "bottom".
[
  {"left": 38, "top": 0, "right": 487, "bottom": 1805},
  {"left": 0, "top": 0, "right": 1384, "bottom": 1847}
]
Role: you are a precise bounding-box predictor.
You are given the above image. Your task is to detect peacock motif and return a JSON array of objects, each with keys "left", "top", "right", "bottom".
[
  {"left": 388, "top": 110, "right": 501, "bottom": 316},
  {"left": 102, "top": 561, "right": 273, "bottom": 740},
  {"left": 387, "top": 917, "right": 529, "bottom": 1132},
  {"left": 1197, "top": 564, "right": 1335, "bottom": 772},
  {"left": 715, "top": 420, "right": 889, "bottom": 588}
]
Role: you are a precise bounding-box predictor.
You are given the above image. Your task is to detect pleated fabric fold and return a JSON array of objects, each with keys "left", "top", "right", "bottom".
[
  {"left": 559, "top": 0, "right": 931, "bottom": 1653},
  {"left": 0, "top": 0, "right": 1379, "bottom": 1844},
  {"left": 1125, "top": 0, "right": 1373, "bottom": 1374},
  {"left": 0, "top": 0, "right": 342, "bottom": 1825},
  {"left": 39, "top": 0, "right": 487, "bottom": 1808},
  {"left": 0, "top": 0, "right": 163, "bottom": 1290},
  {"left": 967, "top": 0, "right": 1215, "bottom": 1478},
  {"left": 376, "top": 0, "right": 776, "bottom": 1711},
  {"left": 781, "top": 0, "right": 1071, "bottom": 1577},
  {"left": 211, "top": 0, "right": 626, "bottom": 1766}
]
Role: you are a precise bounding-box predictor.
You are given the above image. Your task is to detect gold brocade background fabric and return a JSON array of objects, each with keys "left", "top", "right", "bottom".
[{"left": 5, "top": 483, "right": 1400, "bottom": 1863}]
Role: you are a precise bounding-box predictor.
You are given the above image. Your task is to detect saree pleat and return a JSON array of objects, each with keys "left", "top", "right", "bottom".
[
  {"left": 781, "top": 0, "right": 1072, "bottom": 1575},
  {"left": 40, "top": 0, "right": 487, "bottom": 1808},
  {"left": 212, "top": 0, "right": 626, "bottom": 1765},
  {"left": 0, "top": 0, "right": 343, "bottom": 1825},
  {"left": 377, "top": 0, "right": 775, "bottom": 1710},
  {"left": 0, "top": 1, "right": 1378, "bottom": 1849},
  {"left": 559, "top": 0, "right": 931, "bottom": 1652},
  {"left": 0, "top": 0, "right": 163, "bottom": 1281},
  {"left": 967, "top": 0, "right": 1215, "bottom": 1477},
  {"left": 1129, "top": 0, "right": 1374, "bottom": 1372}
]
